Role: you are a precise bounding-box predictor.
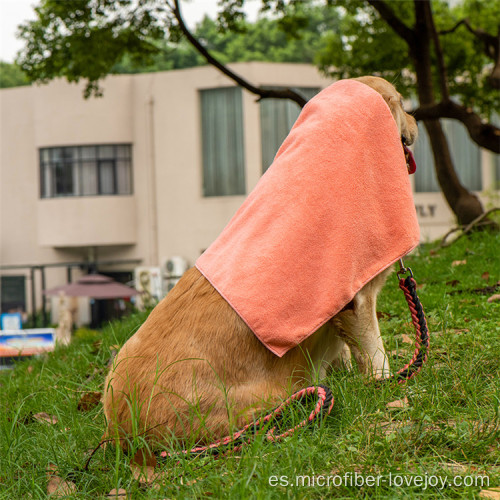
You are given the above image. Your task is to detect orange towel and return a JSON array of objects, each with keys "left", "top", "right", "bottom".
[{"left": 196, "top": 79, "right": 420, "bottom": 357}]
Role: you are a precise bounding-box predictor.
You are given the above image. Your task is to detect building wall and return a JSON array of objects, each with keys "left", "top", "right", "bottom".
[{"left": 140, "top": 63, "right": 327, "bottom": 265}]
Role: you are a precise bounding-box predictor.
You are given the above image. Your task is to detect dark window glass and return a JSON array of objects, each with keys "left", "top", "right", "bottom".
[
  {"left": 1, "top": 276, "right": 26, "bottom": 313},
  {"left": 260, "top": 87, "right": 320, "bottom": 172},
  {"left": 54, "top": 161, "right": 74, "bottom": 195}
]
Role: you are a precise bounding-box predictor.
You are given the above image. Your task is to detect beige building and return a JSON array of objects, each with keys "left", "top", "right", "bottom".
[{"left": 1, "top": 62, "right": 498, "bottom": 324}]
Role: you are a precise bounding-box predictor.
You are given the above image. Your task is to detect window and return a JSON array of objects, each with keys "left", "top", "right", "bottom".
[
  {"left": 40, "top": 145, "right": 133, "bottom": 198},
  {"left": 413, "top": 120, "right": 482, "bottom": 193},
  {"left": 1, "top": 276, "right": 26, "bottom": 313},
  {"left": 200, "top": 87, "right": 246, "bottom": 197},
  {"left": 260, "top": 87, "right": 320, "bottom": 172}
]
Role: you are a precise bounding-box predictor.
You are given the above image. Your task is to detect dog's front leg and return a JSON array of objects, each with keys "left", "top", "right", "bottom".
[
  {"left": 347, "top": 329, "right": 391, "bottom": 379},
  {"left": 334, "top": 282, "right": 392, "bottom": 379}
]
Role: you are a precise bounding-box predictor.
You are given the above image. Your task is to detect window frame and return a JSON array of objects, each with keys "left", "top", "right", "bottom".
[{"left": 39, "top": 144, "right": 133, "bottom": 198}]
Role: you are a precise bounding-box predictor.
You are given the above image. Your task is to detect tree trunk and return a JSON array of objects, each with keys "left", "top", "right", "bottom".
[
  {"left": 412, "top": 0, "right": 485, "bottom": 226},
  {"left": 423, "top": 120, "right": 484, "bottom": 225}
]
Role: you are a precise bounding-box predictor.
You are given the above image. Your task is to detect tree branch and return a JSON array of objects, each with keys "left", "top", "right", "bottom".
[
  {"left": 412, "top": 100, "right": 500, "bottom": 153},
  {"left": 366, "top": 0, "right": 416, "bottom": 49},
  {"left": 459, "top": 19, "right": 496, "bottom": 55},
  {"left": 439, "top": 18, "right": 498, "bottom": 61},
  {"left": 171, "top": 0, "right": 308, "bottom": 107},
  {"left": 424, "top": 0, "right": 449, "bottom": 100},
  {"left": 439, "top": 19, "right": 467, "bottom": 36},
  {"left": 440, "top": 18, "right": 500, "bottom": 88}
]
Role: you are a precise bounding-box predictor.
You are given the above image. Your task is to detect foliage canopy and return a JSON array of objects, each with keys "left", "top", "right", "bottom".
[
  {"left": 0, "top": 62, "right": 29, "bottom": 88},
  {"left": 15, "top": 0, "right": 499, "bottom": 120}
]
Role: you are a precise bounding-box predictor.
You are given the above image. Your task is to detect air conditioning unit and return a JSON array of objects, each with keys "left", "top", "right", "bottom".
[
  {"left": 162, "top": 256, "right": 189, "bottom": 293},
  {"left": 134, "top": 267, "right": 163, "bottom": 306}
]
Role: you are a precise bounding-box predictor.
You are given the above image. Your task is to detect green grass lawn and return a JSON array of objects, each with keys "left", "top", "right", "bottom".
[{"left": 1, "top": 231, "right": 499, "bottom": 498}]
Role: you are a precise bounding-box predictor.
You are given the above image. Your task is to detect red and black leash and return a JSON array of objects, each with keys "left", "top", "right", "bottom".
[
  {"left": 81, "top": 260, "right": 429, "bottom": 470},
  {"left": 392, "top": 259, "right": 430, "bottom": 383},
  {"left": 159, "top": 385, "right": 334, "bottom": 459},
  {"left": 159, "top": 259, "right": 429, "bottom": 460}
]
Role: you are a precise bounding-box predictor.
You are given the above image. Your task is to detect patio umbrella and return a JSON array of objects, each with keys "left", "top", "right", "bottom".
[{"left": 44, "top": 274, "right": 138, "bottom": 299}]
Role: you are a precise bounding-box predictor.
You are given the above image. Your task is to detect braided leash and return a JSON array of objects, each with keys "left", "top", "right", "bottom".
[
  {"left": 158, "top": 260, "right": 429, "bottom": 460},
  {"left": 392, "top": 275, "right": 430, "bottom": 383},
  {"left": 80, "top": 262, "right": 429, "bottom": 471},
  {"left": 388, "top": 259, "right": 430, "bottom": 384},
  {"left": 159, "top": 385, "right": 334, "bottom": 459}
]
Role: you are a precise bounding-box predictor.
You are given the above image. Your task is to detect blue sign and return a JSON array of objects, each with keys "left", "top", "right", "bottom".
[{"left": 0, "top": 313, "right": 22, "bottom": 330}]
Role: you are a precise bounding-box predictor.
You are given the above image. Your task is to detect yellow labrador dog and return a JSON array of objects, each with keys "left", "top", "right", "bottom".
[{"left": 103, "top": 76, "right": 418, "bottom": 446}]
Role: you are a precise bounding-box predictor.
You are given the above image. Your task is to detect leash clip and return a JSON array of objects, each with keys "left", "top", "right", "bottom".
[{"left": 397, "top": 258, "right": 413, "bottom": 279}]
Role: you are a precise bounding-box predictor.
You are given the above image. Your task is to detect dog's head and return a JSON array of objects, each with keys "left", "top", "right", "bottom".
[{"left": 353, "top": 76, "right": 418, "bottom": 174}]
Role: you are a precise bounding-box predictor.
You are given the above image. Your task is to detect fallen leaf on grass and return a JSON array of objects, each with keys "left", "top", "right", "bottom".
[
  {"left": 386, "top": 397, "right": 409, "bottom": 409},
  {"left": 130, "top": 464, "right": 157, "bottom": 484},
  {"left": 452, "top": 260, "right": 467, "bottom": 267},
  {"left": 46, "top": 464, "right": 76, "bottom": 497},
  {"left": 84, "top": 366, "right": 101, "bottom": 383},
  {"left": 401, "top": 334, "right": 413, "bottom": 344},
  {"left": 77, "top": 391, "right": 102, "bottom": 412},
  {"left": 373, "top": 420, "right": 408, "bottom": 435},
  {"left": 440, "top": 462, "right": 470, "bottom": 474},
  {"left": 108, "top": 488, "right": 128, "bottom": 498},
  {"left": 482, "top": 271, "right": 490, "bottom": 282},
  {"left": 91, "top": 340, "right": 102, "bottom": 354},
  {"left": 446, "top": 279, "right": 461, "bottom": 287},
  {"left": 452, "top": 328, "right": 470, "bottom": 335},
  {"left": 47, "top": 476, "right": 77, "bottom": 497},
  {"left": 180, "top": 472, "right": 228, "bottom": 487},
  {"left": 487, "top": 294, "right": 500, "bottom": 303},
  {"left": 389, "top": 349, "right": 408, "bottom": 358},
  {"left": 34, "top": 412, "right": 58, "bottom": 425},
  {"left": 479, "top": 487, "right": 500, "bottom": 499},
  {"left": 130, "top": 464, "right": 170, "bottom": 488},
  {"left": 129, "top": 448, "right": 169, "bottom": 487},
  {"left": 377, "top": 311, "right": 394, "bottom": 320}
]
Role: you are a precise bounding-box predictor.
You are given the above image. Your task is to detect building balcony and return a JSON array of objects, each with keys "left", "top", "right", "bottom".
[{"left": 37, "top": 196, "right": 136, "bottom": 247}]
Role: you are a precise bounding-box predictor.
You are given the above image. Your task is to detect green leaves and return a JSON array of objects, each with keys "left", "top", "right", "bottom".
[
  {"left": 17, "top": 0, "right": 168, "bottom": 97},
  {"left": 13, "top": 0, "right": 500, "bottom": 119},
  {"left": 0, "top": 62, "right": 29, "bottom": 88}
]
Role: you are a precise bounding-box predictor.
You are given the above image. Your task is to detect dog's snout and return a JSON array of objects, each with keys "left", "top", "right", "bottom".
[{"left": 403, "top": 114, "right": 418, "bottom": 146}]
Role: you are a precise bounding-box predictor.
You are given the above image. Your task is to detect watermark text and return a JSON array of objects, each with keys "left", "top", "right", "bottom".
[{"left": 268, "top": 472, "right": 489, "bottom": 491}]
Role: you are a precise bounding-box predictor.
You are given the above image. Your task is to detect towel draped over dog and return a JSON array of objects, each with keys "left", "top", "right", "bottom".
[{"left": 196, "top": 79, "right": 420, "bottom": 357}]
